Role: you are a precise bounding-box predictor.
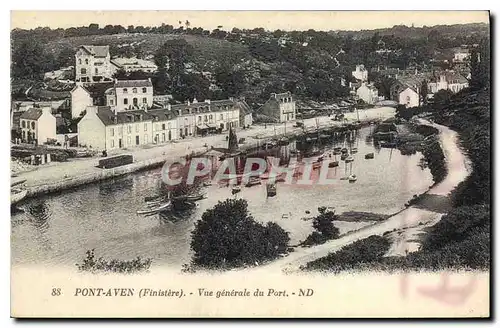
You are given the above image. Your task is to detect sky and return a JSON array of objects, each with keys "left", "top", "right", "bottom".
[{"left": 11, "top": 11, "right": 489, "bottom": 32}]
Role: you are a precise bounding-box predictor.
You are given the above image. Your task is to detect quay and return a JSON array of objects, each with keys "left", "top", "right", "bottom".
[{"left": 16, "top": 107, "right": 396, "bottom": 201}]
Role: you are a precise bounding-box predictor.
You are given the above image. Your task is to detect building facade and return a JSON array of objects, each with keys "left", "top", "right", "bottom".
[
  {"left": 428, "top": 72, "right": 469, "bottom": 95},
  {"left": 75, "top": 45, "right": 112, "bottom": 83},
  {"left": 77, "top": 98, "right": 241, "bottom": 150},
  {"left": 259, "top": 91, "right": 296, "bottom": 123},
  {"left": 356, "top": 83, "right": 380, "bottom": 104},
  {"left": 105, "top": 79, "right": 154, "bottom": 111},
  {"left": 110, "top": 57, "right": 158, "bottom": 74},
  {"left": 352, "top": 64, "right": 369, "bottom": 82},
  {"left": 399, "top": 87, "right": 420, "bottom": 108},
  {"left": 19, "top": 107, "right": 57, "bottom": 144},
  {"left": 70, "top": 84, "right": 93, "bottom": 118}
]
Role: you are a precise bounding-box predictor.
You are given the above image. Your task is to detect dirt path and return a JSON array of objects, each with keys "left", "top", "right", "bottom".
[{"left": 249, "top": 119, "right": 472, "bottom": 273}]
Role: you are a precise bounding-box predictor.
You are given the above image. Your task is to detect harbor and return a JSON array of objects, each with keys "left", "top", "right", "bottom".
[{"left": 11, "top": 124, "right": 434, "bottom": 269}]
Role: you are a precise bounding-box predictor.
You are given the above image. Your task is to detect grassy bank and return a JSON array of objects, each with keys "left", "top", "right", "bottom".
[{"left": 303, "top": 86, "right": 491, "bottom": 272}]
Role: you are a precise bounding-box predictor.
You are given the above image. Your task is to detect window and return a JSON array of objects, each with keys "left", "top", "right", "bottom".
[
  {"left": 162, "top": 123, "right": 166, "bottom": 130},
  {"left": 142, "top": 98, "right": 147, "bottom": 104},
  {"left": 198, "top": 116, "right": 202, "bottom": 122},
  {"left": 220, "top": 114, "right": 223, "bottom": 120},
  {"left": 132, "top": 88, "right": 137, "bottom": 93},
  {"left": 209, "top": 114, "right": 213, "bottom": 122},
  {"left": 31, "top": 122, "right": 35, "bottom": 129},
  {"left": 81, "top": 68, "right": 87, "bottom": 75},
  {"left": 109, "top": 99, "right": 114, "bottom": 106},
  {"left": 123, "top": 88, "right": 128, "bottom": 93},
  {"left": 111, "top": 140, "right": 115, "bottom": 148},
  {"left": 95, "top": 68, "right": 98, "bottom": 74},
  {"left": 110, "top": 128, "right": 114, "bottom": 136},
  {"left": 204, "top": 115, "right": 208, "bottom": 122},
  {"left": 85, "top": 59, "right": 89, "bottom": 65},
  {"left": 133, "top": 98, "right": 138, "bottom": 106},
  {"left": 124, "top": 98, "right": 128, "bottom": 105},
  {"left": 144, "top": 123, "right": 148, "bottom": 131},
  {"left": 78, "top": 59, "right": 82, "bottom": 64},
  {"left": 135, "top": 124, "right": 139, "bottom": 132},
  {"left": 142, "top": 87, "right": 147, "bottom": 93},
  {"left": 21, "top": 120, "right": 25, "bottom": 128},
  {"left": 127, "top": 125, "right": 132, "bottom": 134}
]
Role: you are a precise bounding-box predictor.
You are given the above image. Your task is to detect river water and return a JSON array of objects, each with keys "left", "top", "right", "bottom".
[{"left": 11, "top": 126, "right": 433, "bottom": 269}]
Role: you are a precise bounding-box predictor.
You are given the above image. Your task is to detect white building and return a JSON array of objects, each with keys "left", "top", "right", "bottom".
[
  {"left": 259, "top": 91, "right": 296, "bottom": 123},
  {"left": 105, "top": 79, "right": 154, "bottom": 112},
  {"left": 356, "top": 83, "right": 380, "bottom": 104},
  {"left": 453, "top": 49, "right": 470, "bottom": 63},
  {"left": 70, "top": 84, "right": 93, "bottom": 118},
  {"left": 111, "top": 57, "right": 158, "bottom": 74},
  {"left": 77, "top": 98, "right": 241, "bottom": 150},
  {"left": 428, "top": 72, "right": 469, "bottom": 95},
  {"left": 399, "top": 87, "right": 420, "bottom": 108},
  {"left": 19, "top": 107, "right": 57, "bottom": 144},
  {"left": 78, "top": 106, "right": 176, "bottom": 150},
  {"left": 75, "top": 45, "right": 112, "bottom": 83},
  {"left": 352, "top": 64, "right": 368, "bottom": 82}
]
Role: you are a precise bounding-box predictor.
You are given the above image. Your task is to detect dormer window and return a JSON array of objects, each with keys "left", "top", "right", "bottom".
[
  {"left": 78, "top": 59, "right": 82, "bottom": 65},
  {"left": 132, "top": 88, "right": 137, "bottom": 93},
  {"left": 123, "top": 88, "right": 128, "bottom": 93},
  {"left": 85, "top": 59, "right": 89, "bottom": 65}
]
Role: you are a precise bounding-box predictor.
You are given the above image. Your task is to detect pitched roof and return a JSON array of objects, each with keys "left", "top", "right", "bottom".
[
  {"left": 95, "top": 107, "right": 153, "bottom": 126},
  {"left": 81, "top": 45, "right": 110, "bottom": 58},
  {"left": 115, "top": 79, "right": 153, "bottom": 88},
  {"left": 236, "top": 100, "right": 252, "bottom": 115},
  {"left": 20, "top": 108, "right": 43, "bottom": 120},
  {"left": 169, "top": 99, "right": 237, "bottom": 115},
  {"left": 81, "top": 82, "right": 115, "bottom": 98}
]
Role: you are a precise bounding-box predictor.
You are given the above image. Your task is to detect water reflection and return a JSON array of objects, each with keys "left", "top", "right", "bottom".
[{"left": 11, "top": 126, "right": 433, "bottom": 269}]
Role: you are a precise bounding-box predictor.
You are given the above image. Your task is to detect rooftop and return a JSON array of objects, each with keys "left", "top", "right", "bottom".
[
  {"left": 80, "top": 45, "right": 110, "bottom": 58},
  {"left": 114, "top": 79, "right": 153, "bottom": 88},
  {"left": 20, "top": 108, "right": 44, "bottom": 120}
]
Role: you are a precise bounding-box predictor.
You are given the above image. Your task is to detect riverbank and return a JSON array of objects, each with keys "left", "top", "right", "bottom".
[
  {"left": 14, "top": 106, "right": 396, "bottom": 201},
  {"left": 248, "top": 119, "right": 471, "bottom": 273}
]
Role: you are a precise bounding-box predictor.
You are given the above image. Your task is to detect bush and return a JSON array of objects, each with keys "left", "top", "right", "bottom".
[
  {"left": 76, "top": 249, "right": 152, "bottom": 274},
  {"left": 189, "top": 199, "right": 290, "bottom": 270},
  {"left": 304, "top": 235, "right": 391, "bottom": 272},
  {"left": 301, "top": 207, "right": 340, "bottom": 246}
]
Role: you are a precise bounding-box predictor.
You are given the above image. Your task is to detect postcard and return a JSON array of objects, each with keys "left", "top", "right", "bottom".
[{"left": 10, "top": 10, "right": 490, "bottom": 318}]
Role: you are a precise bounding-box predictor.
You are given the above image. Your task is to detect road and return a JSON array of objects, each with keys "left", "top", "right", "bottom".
[
  {"left": 14, "top": 107, "right": 396, "bottom": 189},
  {"left": 247, "top": 119, "right": 471, "bottom": 273}
]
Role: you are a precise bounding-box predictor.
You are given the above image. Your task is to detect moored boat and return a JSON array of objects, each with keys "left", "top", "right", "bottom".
[
  {"left": 11, "top": 189, "right": 27, "bottom": 205},
  {"left": 365, "top": 153, "right": 375, "bottom": 159},
  {"left": 137, "top": 201, "right": 172, "bottom": 215},
  {"left": 345, "top": 156, "right": 354, "bottom": 163},
  {"left": 232, "top": 186, "right": 241, "bottom": 195},
  {"left": 328, "top": 161, "right": 339, "bottom": 168},
  {"left": 266, "top": 183, "right": 277, "bottom": 197},
  {"left": 348, "top": 174, "right": 357, "bottom": 183}
]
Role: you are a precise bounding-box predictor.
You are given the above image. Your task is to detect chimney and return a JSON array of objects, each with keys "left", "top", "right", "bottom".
[
  {"left": 187, "top": 100, "right": 191, "bottom": 106},
  {"left": 193, "top": 98, "right": 198, "bottom": 103},
  {"left": 229, "top": 97, "right": 234, "bottom": 101},
  {"left": 271, "top": 93, "right": 276, "bottom": 99},
  {"left": 139, "top": 114, "right": 143, "bottom": 121},
  {"left": 177, "top": 109, "right": 182, "bottom": 116},
  {"left": 167, "top": 104, "right": 172, "bottom": 111},
  {"left": 205, "top": 99, "right": 211, "bottom": 104}
]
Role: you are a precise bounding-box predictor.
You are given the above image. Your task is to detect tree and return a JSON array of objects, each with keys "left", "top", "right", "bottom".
[
  {"left": 190, "top": 199, "right": 290, "bottom": 269},
  {"left": 214, "top": 67, "right": 246, "bottom": 97},
  {"left": 420, "top": 79, "right": 428, "bottom": 105},
  {"left": 302, "top": 207, "right": 340, "bottom": 246},
  {"left": 12, "top": 39, "right": 55, "bottom": 79},
  {"left": 56, "top": 46, "right": 75, "bottom": 68}
]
